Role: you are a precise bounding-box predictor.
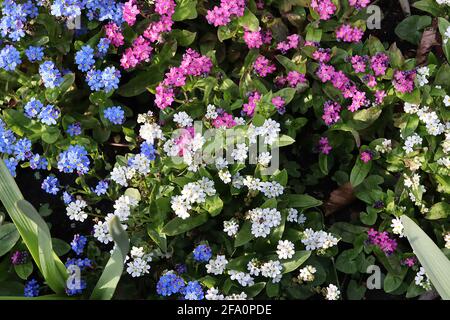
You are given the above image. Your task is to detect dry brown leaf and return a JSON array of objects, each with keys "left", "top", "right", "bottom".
[
  {"left": 416, "top": 19, "right": 439, "bottom": 65},
  {"left": 323, "top": 182, "right": 356, "bottom": 216}
]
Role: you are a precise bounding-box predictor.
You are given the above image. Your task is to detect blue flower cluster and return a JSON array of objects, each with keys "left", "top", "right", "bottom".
[
  {"left": 65, "top": 257, "right": 92, "bottom": 271},
  {"left": 0, "top": 0, "right": 38, "bottom": 41},
  {"left": 71, "top": 234, "right": 88, "bottom": 256},
  {"left": 86, "top": 66, "right": 121, "bottom": 92},
  {"left": 0, "top": 119, "right": 16, "bottom": 155},
  {"left": 41, "top": 175, "right": 60, "bottom": 195},
  {"left": 50, "top": 0, "right": 83, "bottom": 18},
  {"left": 39, "top": 61, "right": 63, "bottom": 88},
  {"left": 94, "top": 180, "right": 108, "bottom": 196},
  {"left": 181, "top": 281, "right": 204, "bottom": 300},
  {"left": 193, "top": 244, "right": 212, "bottom": 263},
  {"left": 14, "top": 138, "right": 32, "bottom": 161},
  {"left": 141, "top": 142, "right": 156, "bottom": 161},
  {"left": 97, "top": 38, "right": 110, "bottom": 56},
  {"left": 4, "top": 158, "right": 19, "bottom": 177},
  {"left": 0, "top": 45, "right": 22, "bottom": 71},
  {"left": 75, "top": 45, "right": 95, "bottom": 72},
  {"left": 57, "top": 145, "right": 90, "bottom": 175},
  {"left": 66, "top": 278, "right": 87, "bottom": 296},
  {"left": 63, "top": 191, "right": 73, "bottom": 204},
  {"left": 24, "top": 98, "right": 60, "bottom": 125},
  {"left": 25, "top": 46, "right": 44, "bottom": 62},
  {"left": 156, "top": 272, "right": 186, "bottom": 297},
  {"left": 24, "top": 279, "right": 40, "bottom": 297},
  {"left": 67, "top": 122, "right": 82, "bottom": 136},
  {"left": 104, "top": 106, "right": 125, "bottom": 125},
  {"left": 29, "top": 154, "right": 48, "bottom": 170},
  {"left": 85, "top": 0, "right": 124, "bottom": 24}
]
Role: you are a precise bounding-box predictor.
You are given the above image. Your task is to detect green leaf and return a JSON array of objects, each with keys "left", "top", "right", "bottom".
[
  {"left": 234, "top": 221, "right": 254, "bottom": 247},
  {"left": 14, "top": 261, "right": 33, "bottom": 280},
  {"left": 347, "top": 280, "right": 366, "bottom": 300},
  {"left": 274, "top": 134, "right": 296, "bottom": 147},
  {"left": 90, "top": 216, "right": 129, "bottom": 300},
  {"left": 384, "top": 272, "right": 406, "bottom": 293},
  {"left": 172, "top": 0, "right": 198, "bottom": 21},
  {"left": 203, "top": 195, "right": 223, "bottom": 216},
  {"left": 286, "top": 194, "right": 322, "bottom": 209},
  {"left": 0, "top": 223, "right": 20, "bottom": 257},
  {"left": 266, "top": 281, "right": 279, "bottom": 298},
  {"left": 413, "top": 0, "right": 443, "bottom": 16},
  {"left": 401, "top": 215, "right": 450, "bottom": 299},
  {"left": 394, "top": 15, "right": 432, "bottom": 45},
  {"left": 273, "top": 88, "right": 296, "bottom": 105},
  {"left": 244, "top": 282, "right": 266, "bottom": 298},
  {"left": 117, "top": 65, "right": 164, "bottom": 97},
  {"left": 425, "top": 202, "right": 450, "bottom": 220},
  {"left": 238, "top": 9, "right": 259, "bottom": 31},
  {"left": 438, "top": 18, "right": 450, "bottom": 62},
  {"left": 52, "top": 238, "right": 71, "bottom": 256},
  {"left": 319, "top": 153, "right": 329, "bottom": 175},
  {"left": 350, "top": 158, "right": 372, "bottom": 187},
  {"left": 162, "top": 213, "right": 209, "bottom": 236},
  {"left": 171, "top": 29, "right": 197, "bottom": 46},
  {"left": 0, "top": 160, "right": 67, "bottom": 294},
  {"left": 281, "top": 251, "right": 311, "bottom": 273}
]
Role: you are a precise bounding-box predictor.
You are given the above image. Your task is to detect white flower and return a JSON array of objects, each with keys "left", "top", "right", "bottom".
[
  {"left": 243, "top": 176, "right": 261, "bottom": 191},
  {"left": 171, "top": 195, "right": 191, "bottom": 219},
  {"left": 234, "top": 117, "right": 246, "bottom": 126},
  {"left": 229, "top": 270, "right": 254, "bottom": 287},
  {"left": 181, "top": 182, "right": 207, "bottom": 204},
  {"left": 225, "top": 292, "right": 248, "bottom": 300},
  {"left": 258, "top": 152, "right": 272, "bottom": 166},
  {"left": 111, "top": 166, "right": 136, "bottom": 187},
  {"left": 93, "top": 220, "right": 113, "bottom": 244},
  {"left": 218, "top": 169, "right": 232, "bottom": 184},
  {"left": 375, "top": 139, "right": 392, "bottom": 153},
  {"left": 248, "top": 208, "right": 282, "bottom": 238},
  {"left": 298, "top": 213, "right": 306, "bottom": 224},
  {"left": 231, "top": 143, "right": 248, "bottom": 163},
  {"left": 130, "top": 246, "right": 145, "bottom": 259},
  {"left": 247, "top": 258, "right": 260, "bottom": 276},
  {"left": 287, "top": 208, "right": 298, "bottom": 222},
  {"left": 215, "top": 157, "right": 228, "bottom": 170},
  {"left": 259, "top": 181, "right": 284, "bottom": 198},
  {"left": 139, "top": 122, "right": 163, "bottom": 144},
  {"left": 232, "top": 173, "right": 244, "bottom": 189},
  {"left": 437, "top": 157, "right": 450, "bottom": 169},
  {"left": 223, "top": 219, "right": 239, "bottom": 237},
  {"left": 298, "top": 265, "right": 316, "bottom": 282},
  {"left": 126, "top": 257, "right": 151, "bottom": 277},
  {"left": 206, "top": 255, "right": 228, "bottom": 275},
  {"left": 198, "top": 177, "right": 216, "bottom": 196},
  {"left": 66, "top": 200, "right": 88, "bottom": 222},
  {"left": 205, "top": 104, "right": 218, "bottom": 120},
  {"left": 129, "top": 154, "right": 150, "bottom": 175},
  {"left": 113, "top": 195, "right": 138, "bottom": 222},
  {"left": 325, "top": 284, "right": 340, "bottom": 300},
  {"left": 416, "top": 66, "right": 429, "bottom": 87},
  {"left": 403, "top": 133, "right": 422, "bottom": 153},
  {"left": 260, "top": 260, "right": 282, "bottom": 283},
  {"left": 444, "top": 95, "right": 450, "bottom": 107},
  {"left": 260, "top": 119, "right": 281, "bottom": 145},
  {"left": 444, "top": 233, "right": 450, "bottom": 249},
  {"left": 391, "top": 217, "right": 404, "bottom": 238},
  {"left": 205, "top": 287, "right": 225, "bottom": 300},
  {"left": 404, "top": 102, "right": 420, "bottom": 114},
  {"left": 276, "top": 240, "right": 295, "bottom": 259},
  {"left": 173, "top": 111, "right": 193, "bottom": 127},
  {"left": 302, "top": 228, "right": 339, "bottom": 251},
  {"left": 415, "top": 267, "right": 432, "bottom": 291}
]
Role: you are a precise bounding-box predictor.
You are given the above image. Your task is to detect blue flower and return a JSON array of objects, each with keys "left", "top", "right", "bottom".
[
  {"left": 97, "top": 38, "right": 110, "bottom": 56},
  {"left": 175, "top": 263, "right": 187, "bottom": 274},
  {"left": 0, "top": 120, "right": 17, "bottom": 155},
  {"left": 101, "top": 66, "right": 121, "bottom": 92},
  {"left": 24, "top": 98, "right": 43, "bottom": 118},
  {"left": 39, "top": 61, "right": 63, "bottom": 88},
  {"left": 156, "top": 272, "right": 185, "bottom": 296},
  {"left": 66, "top": 278, "right": 87, "bottom": 296},
  {"left": 38, "top": 104, "right": 60, "bottom": 125},
  {"left": 193, "top": 244, "right": 212, "bottom": 263},
  {"left": 85, "top": 0, "right": 124, "bottom": 24},
  {"left": 141, "top": 142, "right": 156, "bottom": 161},
  {"left": 62, "top": 191, "right": 73, "bottom": 205},
  {"left": 50, "top": 0, "right": 84, "bottom": 18},
  {"left": 104, "top": 106, "right": 125, "bottom": 125},
  {"left": 25, "top": 46, "right": 44, "bottom": 62},
  {"left": 75, "top": 45, "right": 95, "bottom": 72},
  {"left": 41, "top": 175, "right": 60, "bottom": 195},
  {"left": 0, "top": 45, "right": 21, "bottom": 71},
  {"left": 70, "top": 234, "right": 87, "bottom": 256},
  {"left": 14, "top": 138, "right": 32, "bottom": 161},
  {"left": 181, "top": 281, "right": 204, "bottom": 300},
  {"left": 29, "top": 154, "right": 48, "bottom": 170},
  {"left": 67, "top": 122, "right": 82, "bottom": 136},
  {"left": 24, "top": 279, "right": 40, "bottom": 297},
  {"left": 4, "top": 157, "right": 18, "bottom": 177},
  {"left": 65, "top": 257, "right": 92, "bottom": 271},
  {"left": 85, "top": 69, "right": 103, "bottom": 91},
  {"left": 94, "top": 180, "right": 108, "bottom": 196},
  {"left": 57, "top": 145, "right": 90, "bottom": 175}
]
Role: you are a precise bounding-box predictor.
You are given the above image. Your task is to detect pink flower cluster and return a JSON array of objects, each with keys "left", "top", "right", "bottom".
[
  {"left": 242, "top": 91, "right": 261, "bottom": 117},
  {"left": 143, "top": 0, "right": 175, "bottom": 43},
  {"left": 322, "top": 101, "right": 341, "bottom": 126},
  {"left": 272, "top": 96, "right": 285, "bottom": 114},
  {"left": 360, "top": 150, "right": 372, "bottom": 163},
  {"left": 375, "top": 90, "right": 386, "bottom": 104},
  {"left": 312, "top": 48, "right": 331, "bottom": 63},
  {"left": 310, "top": 0, "right": 336, "bottom": 20},
  {"left": 318, "top": 137, "right": 332, "bottom": 155},
  {"left": 370, "top": 53, "right": 389, "bottom": 76},
  {"left": 367, "top": 229, "right": 398, "bottom": 255},
  {"left": 121, "top": 36, "right": 153, "bottom": 69},
  {"left": 174, "top": 127, "right": 195, "bottom": 156},
  {"left": 336, "top": 24, "right": 364, "bottom": 43},
  {"left": 155, "top": 49, "right": 213, "bottom": 109},
  {"left": 349, "top": 0, "right": 371, "bottom": 9},
  {"left": 253, "top": 55, "right": 276, "bottom": 77},
  {"left": 402, "top": 257, "right": 417, "bottom": 267},
  {"left": 275, "top": 71, "right": 306, "bottom": 88},
  {"left": 212, "top": 111, "right": 237, "bottom": 128},
  {"left": 393, "top": 70, "right": 416, "bottom": 94},
  {"left": 351, "top": 55, "right": 367, "bottom": 73},
  {"left": 277, "top": 34, "right": 300, "bottom": 53},
  {"left": 206, "top": 0, "right": 246, "bottom": 27},
  {"left": 123, "top": 0, "right": 140, "bottom": 26},
  {"left": 105, "top": 22, "right": 124, "bottom": 47},
  {"left": 243, "top": 29, "right": 272, "bottom": 49},
  {"left": 316, "top": 63, "right": 368, "bottom": 112}
]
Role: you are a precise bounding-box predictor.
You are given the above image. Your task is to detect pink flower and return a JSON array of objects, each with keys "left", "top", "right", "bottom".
[
  {"left": 316, "top": 64, "right": 335, "bottom": 83},
  {"left": 310, "top": 0, "right": 336, "bottom": 20},
  {"left": 212, "top": 111, "right": 237, "bottom": 128},
  {"left": 272, "top": 96, "right": 285, "bottom": 114},
  {"left": 393, "top": 70, "right": 415, "bottom": 94},
  {"left": 351, "top": 55, "right": 367, "bottom": 73},
  {"left": 336, "top": 24, "right": 364, "bottom": 43},
  {"left": 402, "top": 257, "right": 417, "bottom": 267},
  {"left": 206, "top": 0, "right": 245, "bottom": 27},
  {"left": 365, "top": 74, "right": 377, "bottom": 88},
  {"left": 370, "top": 53, "right": 389, "bottom": 76},
  {"left": 243, "top": 29, "right": 263, "bottom": 49},
  {"left": 155, "top": 83, "right": 175, "bottom": 110},
  {"left": 243, "top": 91, "right": 261, "bottom": 117},
  {"left": 360, "top": 151, "right": 372, "bottom": 163},
  {"left": 375, "top": 90, "right": 386, "bottom": 104},
  {"left": 286, "top": 71, "right": 306, "bottom": 87},
  {"left": 349, "top": 0, "right": 371, "bottom": 9},
  {"left": 276, "top": 34, "right": 300, "bottom": 53},
  {"left": 105, "top": 23, "right": 124, "bottom": 47},
  {"left": 318, "top": 137, "right": 332, "bottom": 154},
  {"left": 120, "top": 36, "right": 153, "bottom": 69},
  {"left": 123, "top": 0, "right": 140, "bottom": 26},
  {"left": 155, "top": 0, "right": 176, "bottom": 16},
  {"left": 253, "top": 55, "right": 276, "bottom": 77},
  {"left": 367, "top": 229, "right": 398, "bottom": 255},
  {"left": 348, "top": 90, "right": 367, "bottom": 112},
  {"left": 164, "top": 67, "right": 186, "bottom": 87},
  {"left": 322, "top": 101, "right": 341, "bottom": 126},
  {"left": 312, "top": 48, "right": 331, "bottom": 63}
]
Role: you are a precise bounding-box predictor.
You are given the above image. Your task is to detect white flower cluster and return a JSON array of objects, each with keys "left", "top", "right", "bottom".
[
  {"left": 229, "top": 270, "right": 255, "bottom": 287},
  {"left": 129, "top": 154, "right": 151, "bottom": 175},
  {"left": 443, "top": 26, "right": 450, "bottom": 44},
  {"left": 66, "top": 199, "right": 88, "bottom": 222},
  {"left": 437, "top": 157, "right": 450, "bottom": 169},
  {"left": 375, "top": 139, "right": 392, "bottom": 154},
  {"left": 417, "top": 106, "right": 445, "bottom": 136},
  {"left": 301, "top": 228, "right": 339, "bottom": 251},
  {"left": 205, "top": 287, "right": 248, "bottom": 300},
  {"left": 445, "top": 233, "right": 450, "bottom": 249},
  {"left": 444, "top": 95, "right": 450, "bottom": 107},
  {"left": 163, "top": 130, "right": 205, "bottom": 172},
  {"left": 111, "top": 165, "right": 136, "bottom": 187},
  {"left": 173, "top": 111, "right": 193, "bottom": 127},
  {"left": 415, "top": 267, "right": 432, "bottom": 291},
  {"left": 138, "top": 114, "right": 164, "bottom": 144},
  {"left": 247, "top": 207, "right": 282, "bottom": 238},
  {"left": 126, "top": 246, "right": 152, "bottom": 277},
  {"left": 205, "top": 104, "right": 218, "bottom": 120},
  {"left": 416, "top": 66, "right": 430, "bottom": 87},
  {"left": 260, "top": 260, "right": 283, "bottom": 283},
  {"left": 390, "top": 217, "right": 404, "bottom": 238},
  {"left": 403, "top": 133, "right": 422, "bottom": 154},
  {"left": 324, "top": 284, "right": 340, "bottom": 300},
  {"left": 223, "top": 219, "right": 239, "bottom": 237},
  {"left": 247, "top": 119, "right": 281, "bottom": 145},
  {"left": 241, "top": 176, "right": 284, "bottom": 198},
  {"left": 436, "top": 0, "right": 450, "bottom": 6},
  {"left": 276, "top": 240, "right": 295, "bottom": 259},
  {"left": 298, "top": 265, "right": 316, "bottom": 282},
  {"left": 287, "top": 208, "right": 306, "bottom": 224},
  {"left": 170, "top": 177, "right": 216, "bottom": 219},
  {"left": 443, "top": 132, "right": 450, "bottom": 154},
  {"left": 206, "top": 255, "right": 228, "bottom": 275}
]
